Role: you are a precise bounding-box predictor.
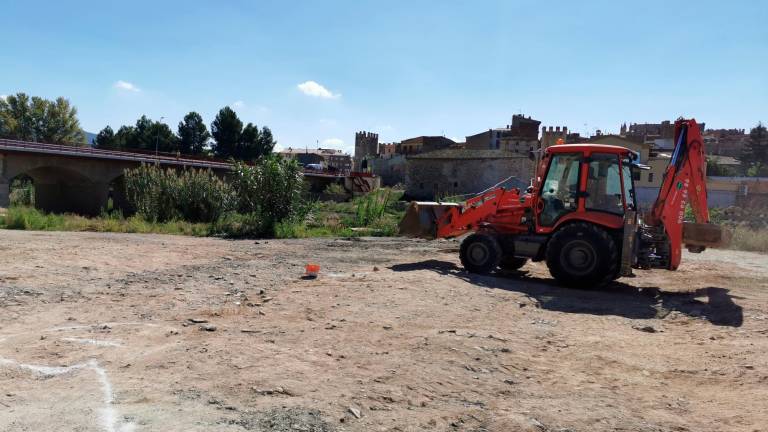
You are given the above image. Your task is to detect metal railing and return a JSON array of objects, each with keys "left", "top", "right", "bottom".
[{"left": 0, "top": 138, "right": 233, "bottom": 169}]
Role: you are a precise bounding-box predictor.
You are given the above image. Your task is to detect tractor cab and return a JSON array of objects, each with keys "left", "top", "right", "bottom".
[{"left": 534, "top": 144, "right": 639, "bottom": 233}]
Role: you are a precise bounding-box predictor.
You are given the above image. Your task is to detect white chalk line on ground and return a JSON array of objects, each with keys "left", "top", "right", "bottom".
[
  {"left": 62, "top": 337, "right": 124, "bottom": 347},
  {"left": 0, "top": 356, "right": 136, "bottom": 432},
  {"left": 0, "top": 322, "right": 160, "bottom": 343}
]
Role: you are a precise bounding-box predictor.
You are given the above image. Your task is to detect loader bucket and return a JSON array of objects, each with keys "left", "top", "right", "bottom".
[
  {"left": 683, "top": 222, "right": 730, "bottom": 251},
  {"left": 399, "top": 201, "right": 461, "bottom": 239}
]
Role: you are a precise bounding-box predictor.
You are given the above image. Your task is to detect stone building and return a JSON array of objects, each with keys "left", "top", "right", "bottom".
[
  {"left": 621, "top": 120, "right": 705, "bottom": 144},
  {"left": 703, "top": 129, "right": 748, "bottom": 157},
  {"left": 404, "top": 149, "right": 533, "bottom": 200},
  {"left": 398, "top": 136, "right": 455, "bottom": 155},
  {"left": 353, "top": 131, "right": 379, "bottom": 171},
  {"left": 466, "top": 114, "right": 541, "bottom": 155},
  {"left": 372, "top": 154, "right": 407, "bottom": 187}
]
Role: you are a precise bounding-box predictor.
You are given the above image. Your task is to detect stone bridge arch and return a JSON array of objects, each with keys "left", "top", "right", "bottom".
[{"left": 1, "top": 153, "right": 134, "bottom": 215}]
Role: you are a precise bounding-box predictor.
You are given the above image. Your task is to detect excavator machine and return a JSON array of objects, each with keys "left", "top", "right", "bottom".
[{"left": 399, "top": 119, "right": 726, "bottom": 287}]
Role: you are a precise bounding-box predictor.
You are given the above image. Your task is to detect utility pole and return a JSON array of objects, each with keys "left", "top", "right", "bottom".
[{"left": 155, "top": 116, "right": 165, "bottom": 162}]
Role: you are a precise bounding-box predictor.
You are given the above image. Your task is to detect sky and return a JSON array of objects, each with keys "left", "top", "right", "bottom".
[{"left": 1, "top": 0, "right": 766, "bottom": 154}]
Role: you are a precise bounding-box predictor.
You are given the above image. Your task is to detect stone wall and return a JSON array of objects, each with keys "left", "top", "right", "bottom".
[
  {"left": 405, "top": 153, "right": 533, "bottom": 200},
  {"left": 371, "top": 154, "right": 406, "bottom": 186}
]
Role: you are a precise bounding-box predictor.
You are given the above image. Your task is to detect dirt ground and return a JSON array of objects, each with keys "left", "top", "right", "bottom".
[{"left": 0, "top": 230, "right": 766, "bottom": 432}]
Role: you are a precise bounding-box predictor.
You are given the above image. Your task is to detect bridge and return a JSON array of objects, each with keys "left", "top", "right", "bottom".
[
  {"left": 0, "top": 139, "right": 231, "bottom": 215},
  {"left": 0, "top": 139, "right": 380, "bottom": 215}
]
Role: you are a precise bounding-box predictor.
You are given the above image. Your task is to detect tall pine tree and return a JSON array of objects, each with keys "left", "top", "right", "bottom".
[
  {"left": 177, "top": 111, "right": 210, "bottom": 155},
  {"left": 211, "top": 107, "right": 243, "bottom": 158}
]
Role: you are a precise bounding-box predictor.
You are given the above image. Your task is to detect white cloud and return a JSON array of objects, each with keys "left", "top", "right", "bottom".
[
  {"left": 114, "top": 80, "right": 140, "bottom": 92},
  {"left": 321, "top": 138, "right": 344, "bottom": 147},
  {"left": 297, "top": 81, "right": 340, "bottom": 99},
  {"left": 232, "top": 100, "right": 245, "bottom": 108}
]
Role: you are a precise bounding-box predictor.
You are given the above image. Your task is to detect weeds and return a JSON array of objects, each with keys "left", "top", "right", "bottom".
[{"left": 355, "top": 189, "right": 391, "bottom": 226}]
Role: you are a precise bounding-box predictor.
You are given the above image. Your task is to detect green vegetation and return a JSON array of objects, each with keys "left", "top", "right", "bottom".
[
  {"left": 0, "top": 207, "right": 211, "bottom": 236},
  {"left": 0, "top": 92, "right": 85, "bottom": 144},
  {"left": 742, "top": 122, "right": 768, "bottom": 177},
  {"left": 706, "top": 157, "right": 738, "bottom": 177},
  {"left": 0, "top": 186, "right": 405, "bottom": 239},
  {"left": 93, "top": 106, "right": 276, "bottom": 160},
  {"left": 9, "top": 176, "right": 34, "bottom": 207},
  {"left": 124, "top": 165, "right": 234, "bottom": 223},
  {"left": 685, "top": 205, "right": 768, "bottom": 253}
]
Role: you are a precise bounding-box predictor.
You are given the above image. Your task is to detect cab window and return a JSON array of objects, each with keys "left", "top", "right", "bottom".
[
  {"left": 585, "top": 153, "right": 623, "bottom": 215},
  {"left": 539, "top": 153, "right": 581, "bottom": 226}
]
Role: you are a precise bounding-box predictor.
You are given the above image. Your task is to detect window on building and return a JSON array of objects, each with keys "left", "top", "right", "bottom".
[
  {"left": 632, "top": 170, "right": 641, "bottom": 181},
  {"left": 453, "top": 182, "right": 458, "bottom": 188},
  {"left": 648, "top": 173, "right": 654, "bottom": 183}
]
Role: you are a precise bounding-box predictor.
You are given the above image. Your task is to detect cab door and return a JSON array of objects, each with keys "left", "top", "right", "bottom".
[
  {"left": 584, "top": 153, "right": 625, "bottom": 216},
  {"left": 537, "top": 153, "right": 582, "bottom": 227}
]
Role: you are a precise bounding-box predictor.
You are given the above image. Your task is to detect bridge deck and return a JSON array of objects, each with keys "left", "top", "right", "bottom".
[{"left": 0, "top": 139, "right": 233, "bottom": 170}]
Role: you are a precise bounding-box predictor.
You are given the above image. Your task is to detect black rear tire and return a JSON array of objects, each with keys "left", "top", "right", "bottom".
[
  {"left": 499, "top": 256, "right": 528, "bottom": 271},
  {"left": 460, "top": 233, "right": 502, "bottom": 274},
  {"left": 545, "top": 222, "right": 619, "bottom": 288}
]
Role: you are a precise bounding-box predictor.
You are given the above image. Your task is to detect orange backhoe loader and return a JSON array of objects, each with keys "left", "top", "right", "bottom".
[{"left": 399, "top": 119, "right": 726, "bottom": 287}]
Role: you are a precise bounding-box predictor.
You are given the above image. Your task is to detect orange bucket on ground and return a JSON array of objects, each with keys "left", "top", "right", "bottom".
[{"left": 304, "top": 263, "right": 320, "bottom": 278}]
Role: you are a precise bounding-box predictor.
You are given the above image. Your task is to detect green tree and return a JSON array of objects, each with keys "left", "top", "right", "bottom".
[
  {"left": 110, "top": 116, "right": 178, "bottom": 153},
  {"left": 240, "top": 122, "right": 261, "bottom": 160},
  {"left": 177, "top": 112, "right": 210, "bottom": 155},
  {"left": 706, "top": 157, "right": 737, "bottom": 177},
  {"left": 257, "top": 126, "right": 276, "bottom": 156},
  {"left": 114, "top": 125, "right": 136, "bottom": 149},
  {"left": 742, "top": 122, "right": 768, "bottom": 176},
  {"left": 0, "top": 93, "right": 85, "bottom": 144},
  {"left": 211, "top": 106, "right": 243, "bottom": 158},
  {"left": 0, "top": 93, "right": 34, "bottom": 141},
  {"left": 94, "top": 126, "right": 118, "bottom": 149}
]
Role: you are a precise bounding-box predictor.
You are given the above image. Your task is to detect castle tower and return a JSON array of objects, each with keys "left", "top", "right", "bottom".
[
  {"left": 540, "top": 126, "right": 568, "bottom": 150},
  {"left": 353, "top": 131, "right": 379, "bottom": 172}
]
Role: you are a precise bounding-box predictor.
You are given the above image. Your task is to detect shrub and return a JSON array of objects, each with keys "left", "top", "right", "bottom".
[
  {"left": 229, "top": 156, "right": 308, "bottom": 232},
  {"left": 355, "top": 189, "right": 391, "bottom": 226},
  {"left": 9, "top": 177, "right": 34, "bottom": 206},
  {"left": 124, "top": 164, "right": 234, "bottom": 223}
]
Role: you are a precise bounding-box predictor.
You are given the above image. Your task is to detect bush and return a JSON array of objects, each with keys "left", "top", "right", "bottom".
[
  {"left": 355, "top": 189, "right": 391, "bottom": 226},
  {"left": 9, "top": 177, "right": 34, "bottom": 206},
  {"left": 229, "top": 156, "right": 308, "bottom": 232},
  {"left": 124, "top": 165, "right": 234, "bottom": 223}
]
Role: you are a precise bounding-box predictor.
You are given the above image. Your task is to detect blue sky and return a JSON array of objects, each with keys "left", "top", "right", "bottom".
[{"left": 1, "top": 0, "right": 766, "bottom": 153}]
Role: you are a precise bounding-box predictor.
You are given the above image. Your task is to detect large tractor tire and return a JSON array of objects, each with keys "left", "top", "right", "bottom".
[
  {"left": 460, "top": 233, "right": 502, "bottom": 274},
  {"left": 545, "top": 222, "right": 619, "bottom": 288},
  {"left": 499, "top": 256, "right": 528, "bottom": 271}
]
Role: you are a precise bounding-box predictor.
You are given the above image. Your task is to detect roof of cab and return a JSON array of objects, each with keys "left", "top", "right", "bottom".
[{"left": 545, "top": 144, "right": 633, "bottom": 155}]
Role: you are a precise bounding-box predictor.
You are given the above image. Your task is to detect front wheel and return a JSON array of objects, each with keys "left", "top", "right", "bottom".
[
  {"left": 460, "top": 233, "right": 501, "bottom": 274},
  {"left": 545, "top": 222, "right": 619, "bottom": 288}
]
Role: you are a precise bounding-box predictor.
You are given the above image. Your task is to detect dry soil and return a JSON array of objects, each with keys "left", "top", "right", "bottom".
[{"left": 0, "top": 230, "right": 766, "bottom": 432}]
